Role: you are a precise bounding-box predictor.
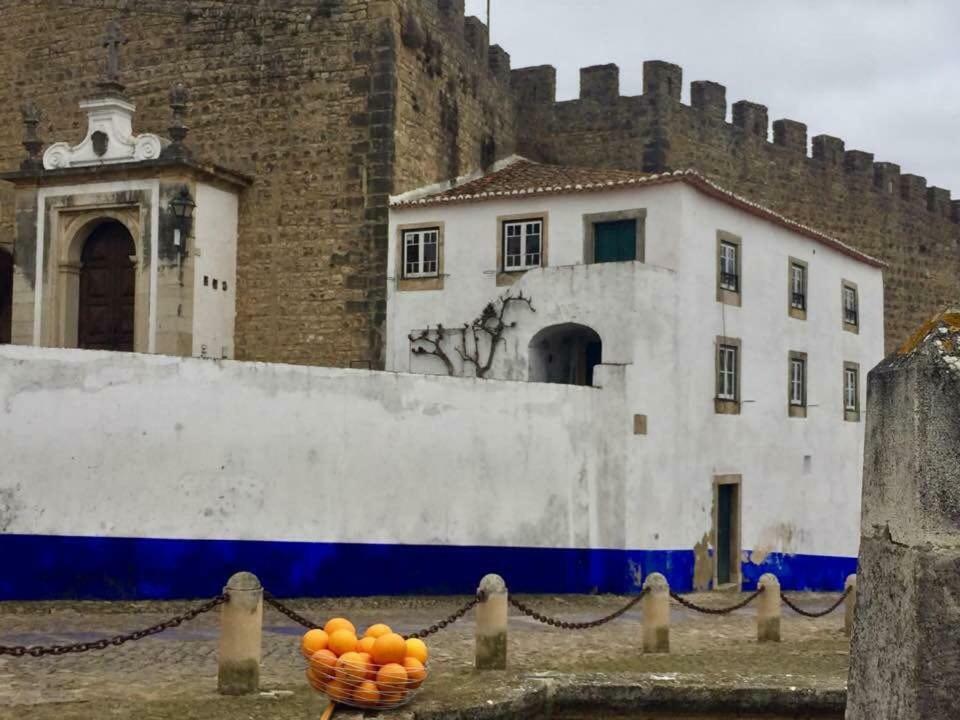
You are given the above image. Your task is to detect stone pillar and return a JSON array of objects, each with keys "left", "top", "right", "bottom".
[
  {"left": 756, "top": 574, "right": 781, "bottom": 642},
  {"left": 475, "top": 574, "right": 507, "bottom": 670},
  {"left": 217, "top": 571, "right": 263, "bottom": 695},
  {"left": 844, "top": 574, "right": 857, "bottom": 637},
  {"left": 847, "top": 310, "right": 960, "bottom": 720},
  {"left": 641, "top": 573, "right": 670, "bottom": 653}
]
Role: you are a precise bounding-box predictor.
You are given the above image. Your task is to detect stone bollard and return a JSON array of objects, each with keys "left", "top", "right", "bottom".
[
  {"left": 641, "top": 572, "right": 670, "bottom": 653},
  {"left": 843, "top": 574, "right": 857, "bottom": 637},
  {"left": 475, "top": 574, "right": 508, "bottom": 670},
  {"left": 756, "top": 573, "right": 781, "bottom": 642},
  {"left": 217, "top": 571, "right": 263, "bottom": 695}
]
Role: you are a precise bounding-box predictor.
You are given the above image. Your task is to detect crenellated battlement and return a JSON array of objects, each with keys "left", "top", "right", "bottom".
[{"left": 510, "top": 59, "right": 957, "bottom": 224}]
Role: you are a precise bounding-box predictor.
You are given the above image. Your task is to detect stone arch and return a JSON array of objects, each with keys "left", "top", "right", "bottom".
[
  {"left": 0, "top": 247, "right": 12, "bottom": 344},
  {"left": 528, "top": 322, "right": 603, "bottom": 386},
  {"left": 55, "top": 211, "right": 144, "bottom": 351}
]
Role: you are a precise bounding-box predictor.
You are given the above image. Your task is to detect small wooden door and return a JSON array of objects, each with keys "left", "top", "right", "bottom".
[
  {"left": 78, "top": 223, "right": 135, "bottom": 351},
  {"left": 594, "top": 219, "right": 637, "bottom": 263}
]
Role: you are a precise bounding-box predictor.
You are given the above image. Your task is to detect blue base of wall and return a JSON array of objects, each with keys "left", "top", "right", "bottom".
[{"left": 0, "top": 534, "right": 857, "bottom": 600}]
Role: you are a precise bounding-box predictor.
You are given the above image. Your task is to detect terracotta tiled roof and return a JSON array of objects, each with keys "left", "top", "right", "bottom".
[
  {"left": 392, "top": 159, "right": 884, "bottom": 268},
  {"left": 420, "top": 159, "right": 653, "bottom": 199}
]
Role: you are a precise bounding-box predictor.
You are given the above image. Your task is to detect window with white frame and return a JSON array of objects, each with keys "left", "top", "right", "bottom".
[
  {"left": 502, "top": 219, "right": 542, "bottom": 271},
  {"left": 790, "top": 263, "right": 806, "bottom": 310},
  {"left": 403, "top": 227, "right": 439, "bottom": 278},
  {"left": 717, "top": 344, "right": 738, "bottom": 400},
  {"left": 790, "top": 356, "right": 806, "bottom": 406},
  {"left": 843, "top": 283, "right": 859, "bottom": 327},
  {"left": 845, "top": 366, "right": 859, "bottom": 411},
  {"left": 719, "top": 241, "right": 739, "bottom": 291}
]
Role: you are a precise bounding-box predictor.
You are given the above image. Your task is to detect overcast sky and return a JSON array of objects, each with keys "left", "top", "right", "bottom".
[{"left": 465, "top": 0, "right": 960, "bottom": 194}]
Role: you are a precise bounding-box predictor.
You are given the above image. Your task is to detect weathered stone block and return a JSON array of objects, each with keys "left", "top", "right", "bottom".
[{"left": 847, "top": 310, "right": 960, "bottom": 720}]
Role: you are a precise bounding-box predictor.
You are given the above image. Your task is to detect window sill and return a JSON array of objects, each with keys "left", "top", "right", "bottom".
[
  {"left": 398, "top": 276, "right": 443, "bottom": 292},
  {"left": 714, "top": 398, "right": 741, "bottom": 415},
  {"left": 788, "top": 404, "right": 807, "bottom": 418},
  {"left": 717, "top": 288, "right": 741, "bottom": 307},
  {"left": 843, "top": 321, "right": 860, "bottom": 334},
  {"left": 789, "top": 306, "right": 807, "bottom": 321},
  {"left": 844, "top": 410, "right": 861, "bottom": 422}
]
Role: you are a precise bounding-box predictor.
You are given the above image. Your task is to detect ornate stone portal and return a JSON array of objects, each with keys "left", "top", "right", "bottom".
[{"left": 0, "top": 23, "right": 249, "bottom": 358}]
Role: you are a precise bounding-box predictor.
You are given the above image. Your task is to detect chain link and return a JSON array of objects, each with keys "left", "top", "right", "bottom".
[
  {"left": 407, "top": 596, "right": 479, "bottom": 639},
  {"left": 669, "top": 587, "right": 764, "bottom": 615},
  {"left": 0, "top": 594, "right": 226, "bottom": 658},
  {"left": 508, "top": 589, "right": 649, "bottom": 630},
  {"left": 262, "top": 591, "right": 322, "bottom": 629},
  {"left": 780, "top": 587, "right": 850, "bottom": 618}
]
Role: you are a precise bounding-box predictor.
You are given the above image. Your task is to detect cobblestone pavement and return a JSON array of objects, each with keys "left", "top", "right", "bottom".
[{"left": 0, "top": 593, "right": 851, "bottom": 719}]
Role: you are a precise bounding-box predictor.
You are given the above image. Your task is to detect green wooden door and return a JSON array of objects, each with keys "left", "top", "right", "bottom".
[
  {"left": 594, "top": 220, "right": 636, "bottom": 263},
  {"left": 717, "top": 484, "right": 733, "bottom": 585}
]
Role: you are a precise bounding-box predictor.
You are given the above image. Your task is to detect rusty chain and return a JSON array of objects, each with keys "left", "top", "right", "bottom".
[
  {"left": 508, "top": 588, "right": 649, "bottom": 630},
  {"left": 669, "top": 587, "right": 764, "bottom": 615},
  {"left": 262, "top": 590, "right": 322, "bottom": 629},
  {"left": 406, "top": 596, "right": 479, "bottom": 639},
  {"left": 263, "top": 590, "right": 479, "bottom": 640},
  {"left": 780, "top": 587, "right": 851, "bottom": 618},
  {"left": 0, "top": 594, "right": 226, "bottom": 658}
]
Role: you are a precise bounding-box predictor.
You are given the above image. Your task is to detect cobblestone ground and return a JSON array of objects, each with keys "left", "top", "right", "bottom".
[{"left": 0, "top": 593, "right": 850, "bottom": 719}]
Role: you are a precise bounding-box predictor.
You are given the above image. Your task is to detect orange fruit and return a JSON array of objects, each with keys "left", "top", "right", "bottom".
[
  {"left": 324, "top": 617, "right": 356, "bottom": 636},
  {"left": 380, "top": 687, "right": 408, "bottom": 706},
  {"left": 403, "top": 656, "right": 426, "bottom": 689},
  {"left": 305, "top": 666, "right": 328, "bottom": 691},
  {"left": 376, "top": 662, "right": 408, "bottom": 691},
  {"left": 335, "top": 651, "right": 370, "bottom": 686},
  {"left": 371, "top": 632, "right": 407, "bottom": 665},
  {"left": 326, "top": 679, "right": 352, "bottom": 702},
  {"left": 357, "top": 635, "right": 376, "bottom": 655},
  {"left": 301, "top": 629, "right": 329, "bottom": 657},
  {"left": 352, "top": 679, "right": 381, "bottom": 706},
  {"left": 309, "top": 648, "right": 338, "bottom": 680},
  {"left": 356, "top": 651, "right": 374, "bottom": 677},
  {"left": 328, "top": 629, "right": 359, "bottom": 657},
  {"left": 363, "top": 622, "right": 393, "bottom": 639},
  {"left": 404, "top": 637, "right": 428, "bottom": 664}
]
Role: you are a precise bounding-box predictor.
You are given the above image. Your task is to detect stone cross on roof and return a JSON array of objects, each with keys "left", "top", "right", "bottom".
[{"left": 98, "top": 20, "right": 128, "bottom": 94}]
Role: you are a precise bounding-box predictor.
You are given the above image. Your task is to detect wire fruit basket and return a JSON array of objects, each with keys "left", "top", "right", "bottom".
[{"left": 300, "top": 622, "right": 428, "bottom": 712}]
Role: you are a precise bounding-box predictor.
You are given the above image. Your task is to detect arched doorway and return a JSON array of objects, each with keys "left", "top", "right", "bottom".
[
  {"left": 78, "top": 221, "right": 136, "bottom": 351},
  {"left": 0, "top": 249, "right": 12, "bottom": 344},
  {"left": 528, "top": 323, "right": 603, "bottom": 386}
]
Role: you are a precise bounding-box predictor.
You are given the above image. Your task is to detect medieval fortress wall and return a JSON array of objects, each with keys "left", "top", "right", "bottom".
[{"left": 512, "top": 61, "right": 960, "bottom": 353}]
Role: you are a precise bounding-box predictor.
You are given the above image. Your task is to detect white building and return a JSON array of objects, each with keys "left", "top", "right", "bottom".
[{"left": 388, "top": 158, "right": 884, "bottom": 590}]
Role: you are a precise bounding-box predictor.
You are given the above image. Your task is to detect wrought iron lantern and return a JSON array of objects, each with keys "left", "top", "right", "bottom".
[{"left": 168, "top": 186, "right": 195, "bottom": 255}]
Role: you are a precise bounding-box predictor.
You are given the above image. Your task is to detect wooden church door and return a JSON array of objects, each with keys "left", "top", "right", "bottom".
[{"left": 78, "top": 222, "right": 135, "bottom": 351}]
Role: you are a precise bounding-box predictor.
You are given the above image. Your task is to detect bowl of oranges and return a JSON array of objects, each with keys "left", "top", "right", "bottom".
[{"left": 301, "top": 617, "right": 429, "bottom": 710}]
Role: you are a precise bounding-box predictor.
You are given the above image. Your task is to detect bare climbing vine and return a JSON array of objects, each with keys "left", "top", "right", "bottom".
[{"left": 409, "top": 291, "right": 536, "bottom": 378}]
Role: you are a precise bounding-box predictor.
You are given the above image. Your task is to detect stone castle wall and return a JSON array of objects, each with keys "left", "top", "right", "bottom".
[
  {"left": 512, "top": 61, "right": 960, "bottom": 352},
  {"left": 0, "top": 0, "right": 512, "bottom": 367}
]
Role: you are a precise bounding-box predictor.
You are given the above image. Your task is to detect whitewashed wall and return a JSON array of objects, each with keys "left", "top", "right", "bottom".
[
  {"left": 192, "top": 182, "right": 238, "bottom": 359},
  {"left": 0, "top": 346, "right": 634, "bottom": 599}
]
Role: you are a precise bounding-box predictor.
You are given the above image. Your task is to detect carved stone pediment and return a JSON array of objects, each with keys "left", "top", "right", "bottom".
[{"left": 43, "top": 97, "right": 167, "bottom": 170}]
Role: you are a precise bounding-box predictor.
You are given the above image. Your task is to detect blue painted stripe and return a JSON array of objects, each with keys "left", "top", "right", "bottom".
[{"left": 0, "top": 534, "right": 855, "bottom": 600}]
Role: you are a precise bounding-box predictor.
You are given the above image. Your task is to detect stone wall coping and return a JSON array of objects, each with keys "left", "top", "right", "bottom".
[{"left": 0, "top": 156, "right": 252, "bottom": 190}]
